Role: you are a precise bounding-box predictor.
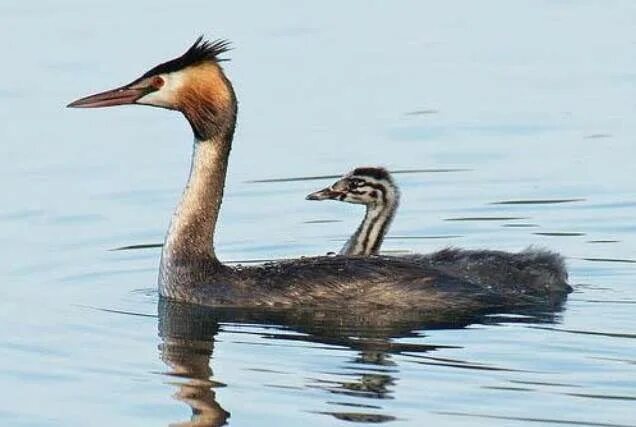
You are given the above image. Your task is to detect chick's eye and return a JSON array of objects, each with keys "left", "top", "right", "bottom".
[
  {"left": 349, "top": 179, "right": 364, "bottom": 189},
  {"left": 151, "top": 76, "right": 164, "bottom": 88}
]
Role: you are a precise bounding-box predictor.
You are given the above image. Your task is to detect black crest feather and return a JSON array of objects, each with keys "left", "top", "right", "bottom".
[
  {"left": 142, "top": 36, "right": 232, "bottom": 78},
  {"left": 351, "top": 167, "right": 392, "bottom": 182}
]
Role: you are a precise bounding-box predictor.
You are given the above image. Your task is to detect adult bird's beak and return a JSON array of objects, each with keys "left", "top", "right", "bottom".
[
  {"left": 306, "top": 187, "right": 342, "bottom": 201},
  {"left": 67, "top": 81, "right": 152, "bottom": 108}
]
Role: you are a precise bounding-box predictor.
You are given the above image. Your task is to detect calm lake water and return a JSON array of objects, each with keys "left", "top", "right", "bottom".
[{"left": 1, "top": 1, "right": 635, "bottom": 426}]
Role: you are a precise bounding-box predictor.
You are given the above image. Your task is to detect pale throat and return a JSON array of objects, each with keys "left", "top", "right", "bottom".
[{"left": 162, "top": 135, "right": 230, "bottom": 262}]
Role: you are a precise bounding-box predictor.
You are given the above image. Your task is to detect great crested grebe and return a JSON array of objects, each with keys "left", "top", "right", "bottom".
[
  {"left": 68, "top": 37, "right": 571, "bottom": 309},
  {"left": 306, "top": 167, "right": 571, "bottom": 291}
]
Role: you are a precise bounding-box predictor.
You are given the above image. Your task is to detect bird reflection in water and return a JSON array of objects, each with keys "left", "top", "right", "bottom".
[
  {"left": 158, "top": 298, "right": 564, "bottom": 426},
  {"left": 159, "top": 302, "right": 229, "bottom": 427}
]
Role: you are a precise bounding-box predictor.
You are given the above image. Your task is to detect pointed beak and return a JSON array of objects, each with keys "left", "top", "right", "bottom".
[
  {"left": 306, "top": 187, "right": 342, "bottom": 201},
  {"left": 67, "top": 82, "right": 152, "bottom": 108}
]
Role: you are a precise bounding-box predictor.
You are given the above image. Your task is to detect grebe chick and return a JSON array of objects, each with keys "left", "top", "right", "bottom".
[
  {"left": 306, "top": 167, "right": 398, "bottom": 256},
  {"left": 68, "top": 38, "right": 571, "bottom": 310},
  {"left": 306, "top": 167, "right": 572, "bottom": 294}
]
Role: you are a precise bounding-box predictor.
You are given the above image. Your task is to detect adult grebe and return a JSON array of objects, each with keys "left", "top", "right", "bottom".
[
  {"left": 306, "top": 166, "right": 571, "bottom": 292},
  {"left": 68, "top": 38, "right": 571, "bottom": 309}
]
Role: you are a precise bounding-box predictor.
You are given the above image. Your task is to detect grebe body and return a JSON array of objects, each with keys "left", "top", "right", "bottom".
[
  {"left": 68, "top": 39, "right": 571, "bottom": 310},
  {"left": 306, "top": 167, "right": 570, "bottom": 300}
]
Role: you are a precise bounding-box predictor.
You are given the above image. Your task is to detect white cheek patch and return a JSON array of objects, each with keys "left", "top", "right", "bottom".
[
  {"left": 345, "top": 195, "right": 366, "bottom": 205},
  {"left": 137, "top": 71, "right": 186, "bottom": 108}
]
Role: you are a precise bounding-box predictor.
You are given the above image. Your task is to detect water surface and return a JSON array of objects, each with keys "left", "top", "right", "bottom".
[{"left": 0, "top": 1, "right": 635, "bottom": 426}]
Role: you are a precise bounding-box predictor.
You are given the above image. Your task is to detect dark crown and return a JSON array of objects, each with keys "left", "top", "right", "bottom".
[
  {"left": 141, "top": 36, "right": 231, "bottom": 78},
  {"left": 351, "top": 167, "right": 392, "bottom": 182}
]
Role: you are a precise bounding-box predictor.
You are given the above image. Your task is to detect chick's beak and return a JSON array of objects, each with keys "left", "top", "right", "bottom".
[
  {"left": 67, "top": 81, "right": 153, "bottom": 108},
  {"left": 306, "top": 187, "right": 342, "bottom": 201}
]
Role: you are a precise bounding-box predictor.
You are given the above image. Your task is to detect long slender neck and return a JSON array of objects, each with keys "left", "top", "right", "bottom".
[
  {"left": 155, "top": 63, "right": 237, "bottom": 293},
  {"left": 161, "top": 132, "right": 232, "bottom": 265},
  {"left": 340, "top": 196, "right": 398, "bottom": 256}
]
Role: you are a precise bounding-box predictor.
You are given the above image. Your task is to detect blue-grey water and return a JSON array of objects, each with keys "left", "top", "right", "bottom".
[{"left": 1, "top": 1, "right": 635, "bottom": 426}]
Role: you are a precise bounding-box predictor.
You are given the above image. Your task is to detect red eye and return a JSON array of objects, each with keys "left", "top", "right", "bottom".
[{"left": 152, "top": 76, "right": 164, "bottom": 88}]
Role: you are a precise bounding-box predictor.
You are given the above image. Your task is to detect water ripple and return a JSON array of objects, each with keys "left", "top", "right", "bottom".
[
  {"left": 535, "top": 232, "right": 586, "bottom": 237},
  {"left": 246, "top": 168, "right": 470, "bottom": 184},
  {"left": 491, "top": 198, "right": 585, "bottom": 205},
  {"left": 577, "top": 257, "right": 636, "bottom": 264},
  {"left": 528, "top": 326, "right": 636, "bottom": 339},
  {"left": 564, "top": 392, "right": 636, "bottom": 401},
  {"left": 314, "top": 411, "right": 397, "bottom": 423},
  {"left": 435, "top": 411, "right": 634, "bottom": 427},
  {"left": 444, "top": 216, "right": 528, "bottom": 222}
]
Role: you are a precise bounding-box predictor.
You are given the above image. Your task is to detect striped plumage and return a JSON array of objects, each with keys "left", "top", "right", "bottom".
[
  {"left": 306, "top": 167, "right": 398, "bottom": 256},
  {"left": 68, "top": 38, "right": 571, "bottom": 312}
]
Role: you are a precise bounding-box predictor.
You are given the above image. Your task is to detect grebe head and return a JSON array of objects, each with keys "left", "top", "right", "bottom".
[
  {"left": 67, "top": 36, "right": 236, "bottom": 140},
  {"left": 306, "top": 167, "right": 397, "bottom": 207}
]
